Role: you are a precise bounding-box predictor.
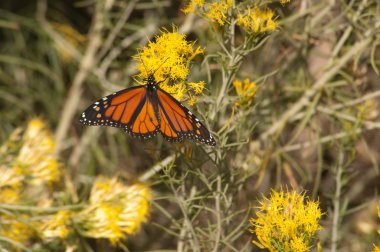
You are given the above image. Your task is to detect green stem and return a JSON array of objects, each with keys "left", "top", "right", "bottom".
[
  {"left": 331, "top": 151, "right": 344, "bottom": 252},
  {"left": 0, "top": 203, "right": 86, "bottom": 213}
]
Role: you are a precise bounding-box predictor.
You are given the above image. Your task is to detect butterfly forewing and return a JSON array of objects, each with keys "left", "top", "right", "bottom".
[{"left": 80, "top": 86, "right": 160, "bottom": 139}]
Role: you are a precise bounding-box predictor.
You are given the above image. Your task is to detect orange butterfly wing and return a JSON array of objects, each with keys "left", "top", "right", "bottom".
[
  {"left": 80, "top": 86, "right": 160, "bottom": 139},
  {"left": 157, "top": 88, "right": 216, "bottom": 146}
]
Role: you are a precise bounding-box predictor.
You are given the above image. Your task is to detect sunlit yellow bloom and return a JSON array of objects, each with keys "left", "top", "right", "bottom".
[
  {"left": 0, "top": 186, "right": 21, "bottom": 204},
  {"left": 187, "top": 96, "right": 200, "bottom": 106},
  {"left": 188, "top": 81, "right": 206, "bottom": 94},
  {"left": 14, "top": 119, "right": 60, "bottom": 185},
  {"left": 373, "top": 245, "right": 380, "bottom": 252},
  {"left": 134, "top": 28, "right": 205, "bottom": 102},
  {"left": 0, "top": 214, "right": 34, "bottom": 245},
  {"left": 75, "top": 177, "right": 151, "bottom": 245},
  {"left": 233, "top": 78, "right": 256, "bottom": 107},
  {"left": 372, "top": 207, "right": 380, "bottom": 252},
  {"left": 250, "top": 189, "right": 322, "bottom": 252},
  {"left": 237, "top": 8, "right": 277, "bottom": 33},
  {"left": 163, "top": 82, "right": 187, "bottom": 101},
  {"left": 186, "top": 81, "right": 206, "bottom": 106},
  {"left": 52, "top": 22, "right": 86, "bottom": 63},
  {"left": 0, "top": 166, "right": 23, "bottom": 188},
  {"left": 183, "top": 0, "right": 232, "bottom": 26},
  {"left": 358, "top": 99, "right": 378, "bottom": 120},
  {"left": 378, "top": 207, "right": 380, "bottom": 234},
  {"left": 182, "top": 0, "right": 205, "bottom": 13},
  {"left": 205, "top": 1, "right": 230, "bottom": 26},
  {"left": 280, "top": 0, "right": 291, "bottom": 4},
  {"left": 290, "top": 236, "right": 310, "bottom": 252},
  {"left": 40, "top": 210, "right": 71, "bottom": 239}
]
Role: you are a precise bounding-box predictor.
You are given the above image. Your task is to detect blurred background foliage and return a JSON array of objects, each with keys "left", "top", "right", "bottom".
[{"left": 0, "top": 0, "right": 380, "bottom": 251}]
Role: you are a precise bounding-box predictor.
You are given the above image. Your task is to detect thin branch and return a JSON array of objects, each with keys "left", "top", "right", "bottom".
[
  {"left": 54, "top": 1, "right": 105, "bottom": 153},
  {"left": 331, "top": 150, "right": 344, "bottom": 252},
  {"left": 259, "top": 36, "right": 373, "bottom": 142},
  {"left": 276, "top": 126, "right": 379, "bottom": 154},
  {"left": 138, "top": 154, "right": 176, "bottom": 182},
  {"left": 291, "top": 90, "right": 380, "bottom": 122},
  {"left": 97, "top": 0, "right": 139, "bottom": 60}
]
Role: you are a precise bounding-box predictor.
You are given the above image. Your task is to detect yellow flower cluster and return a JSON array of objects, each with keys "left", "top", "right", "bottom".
[
  {"left": 372, "top": 207, "right": 380, "bottom": 252},
  {"left": 233, "top": 78, "right": 256, "bottom": 107},
  {"left": 250, "top": 190, "right": 322, "bottom": 252},
  {"left": 40, "top": 210, "right": 71, "bottom": 239},
  {"left": 182, "top": 0, "right": 288, "bottom": 33},
  {"left": 0, "top": 214, "right": 35, "bottom": 245},
  {"left": 237, "top": 8, "right": 277, "bottom": 33},
  {"left": 135, "top": 28, "right": 206, "bottom": 104},
  {"left": 0, "top": 118, "right": 61, "bottom": 247},
  {"left": 183, "top": 0, "right": 232, "bottom": 26},
  {"left": 14, "top": 119, "right": 61, "bottom": 185},
  {"left": 52, "top": 22, "right": 86, "bottom": 63},
  {"left": 0, "top": 120, "right": 153, "bottom": 248},
  {"left": 358, "top": 99, "right": 378, "bottom": 120},
  {"left": 182, "top": 0, "right": 205, "bottom": 14},
  {"left": 205, "top": 1, "right": 231, "bottom": 26},
  {"left": 75, "top": 177, "right": 151, "bottom": 244}
]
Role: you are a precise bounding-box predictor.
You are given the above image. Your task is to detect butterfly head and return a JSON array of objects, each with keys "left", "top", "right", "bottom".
[{"left": 147, "top": 75, "right": 157, "bottom": 87}]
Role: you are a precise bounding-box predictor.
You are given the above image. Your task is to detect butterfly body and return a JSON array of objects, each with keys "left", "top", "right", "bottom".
[{"left": 80, "top": 75, "right": 216, "bottom": 146}]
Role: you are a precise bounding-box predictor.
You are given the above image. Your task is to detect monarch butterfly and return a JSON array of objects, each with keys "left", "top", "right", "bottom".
[{"left": 79, "top": 75, "right": 216, "bottom": 146}]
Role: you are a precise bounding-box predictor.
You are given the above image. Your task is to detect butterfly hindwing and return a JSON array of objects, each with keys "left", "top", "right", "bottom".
[
  {"left": 125, "top": 92, "right": 160, "bottom": 139},
  {"left": 157, "top": 88, "right": 216, "bottom": 146}
]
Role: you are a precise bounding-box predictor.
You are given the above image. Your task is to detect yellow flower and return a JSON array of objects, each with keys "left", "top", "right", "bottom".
[
  {"left": 373, "top": 207, "right": 380, "bottom": 252},
  {"left": 162, "top": 82, "right": 187, "bottom": 101},
  {"left": 75, "top": 177, "right": 151, "bottom": 245},
  {"left": 290, "top": 236, "right": 310, "bottom": 252},
  {"left": 250, "top": 189, "right": 322, "bottom": 252},
  {"left": 280, "top": 0, "right": 291, "bottom": 4},
  {"left": 183, "top": 0, "right": 232, "bottom": 26},
  {"left": 233, "top": 78, "right": 256, "bottom": 107},
  {"left": 51, "top": 22, "right": 86, "bottom": 63},
  {"left": 378, "top": 206, "right": 380, "bottom": 234},
  {"left": 186, "top": 81, "right": 206, "bottom": 106},
  {"left": 205, "top": 1, "right": 231, "bottom": 26},
  {"left": 40, "top": 210, "right": 71, "bottom": 239},
  {"left": 237, "top": 8, "right": 277, "bottom": 33},
  {"left": 373, "top": 245, "right": 380, "bottom": 252},
  {"left": 188, "top": 81, "right": 206, "bottom": 94},
  {"left": 0, "top": 186, "right": 21, "bottom": 204},
  {"left": 0, "top": 214, "right": 34, "bottom": 246},
  {"left": 134, "top": 28, "right": 205, "bottom": 102},
  {"left": 358, "top": 99, "right": 378, "bottom": 120},
  {"left": 182, "top": 0, "right": 205, "bottom": 13},
  {"left": 187, "top": 95, "right": 200, "bottom": 106},
  {"left": 14, "top": 119, "right": 61, "bottom": 185},
  {"left": 0, "top": 166, "right": 23, "bottom": 188}
]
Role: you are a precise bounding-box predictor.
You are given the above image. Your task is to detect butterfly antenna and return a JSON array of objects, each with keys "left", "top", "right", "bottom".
[
  {"left": 138, "top": 51, "right": 150, "bottom": 78},
  {"left": 157, "top": 67, "right": 172, "bottom": 85},
  {"left": 152, "top": 57, "right": 169, "bottom": 76}
]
